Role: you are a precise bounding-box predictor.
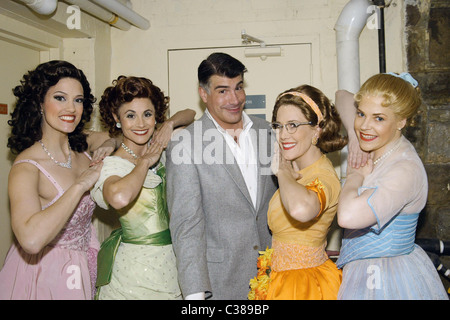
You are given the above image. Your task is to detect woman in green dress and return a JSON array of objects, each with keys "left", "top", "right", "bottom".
[{"left": 91, "top": 76, "right": 195, "bottom": 299}]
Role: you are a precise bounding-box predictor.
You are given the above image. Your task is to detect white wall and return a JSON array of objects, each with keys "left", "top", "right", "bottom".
[{"left": 110, "top": 0, "right": 405, "bottom": 100}]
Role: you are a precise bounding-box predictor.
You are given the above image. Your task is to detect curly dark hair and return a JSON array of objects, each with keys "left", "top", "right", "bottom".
[
  {"left": 272, "top": 84, "right": 348, "bottom": 154},
  {"left": 99, "top": 76, "right": 169, "bottom": 136},
  {"left": 8, "top": 60, "right": 95, "bottom": 155}
]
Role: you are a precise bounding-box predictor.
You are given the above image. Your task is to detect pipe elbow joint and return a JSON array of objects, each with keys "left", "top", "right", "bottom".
[
  {"left": 21, "top": 0, "right": 58, "bottom": 15},
  {"left": 334, "top": 0, "right": 372, "bottom": 40}
]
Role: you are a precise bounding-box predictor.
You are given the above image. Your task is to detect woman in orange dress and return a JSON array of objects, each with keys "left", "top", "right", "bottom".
[{"left": 249, "top": 85, "right": 347, "bottom": 300}]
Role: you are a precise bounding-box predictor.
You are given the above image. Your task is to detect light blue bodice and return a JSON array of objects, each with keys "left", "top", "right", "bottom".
[{"left": 337, "top": 213, "right": 419, "bottom": 268}]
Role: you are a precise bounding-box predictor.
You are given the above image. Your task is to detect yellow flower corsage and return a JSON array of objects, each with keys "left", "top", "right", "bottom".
[{"left": 248, "top": 247, "right": 273, "bottom": 300}]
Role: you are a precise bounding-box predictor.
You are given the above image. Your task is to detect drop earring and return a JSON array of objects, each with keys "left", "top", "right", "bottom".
[
  {"left": 116, "top": 122, "right": 121, "bottom": 129},
  {"left": 312, "top": 135, "right": 319, "bottom": 146}
]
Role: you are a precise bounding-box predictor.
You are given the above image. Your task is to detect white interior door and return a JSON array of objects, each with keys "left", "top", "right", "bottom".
[{"left": 167, "top": 43, "right": 312, "bottom": 121}]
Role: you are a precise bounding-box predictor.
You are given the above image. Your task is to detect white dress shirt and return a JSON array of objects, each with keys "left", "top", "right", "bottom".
[{"left": 206, "top": 109, "right": 258, "bottom": 208}]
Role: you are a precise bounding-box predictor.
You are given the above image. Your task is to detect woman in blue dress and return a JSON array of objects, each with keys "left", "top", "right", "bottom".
[{"left": 335, "top": 72, "right": 448, "bottom": 300}]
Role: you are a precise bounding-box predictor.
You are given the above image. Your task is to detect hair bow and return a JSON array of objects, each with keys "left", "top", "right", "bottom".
[{"left": 386, "top": 72, "right": 419, "bottom": 88}]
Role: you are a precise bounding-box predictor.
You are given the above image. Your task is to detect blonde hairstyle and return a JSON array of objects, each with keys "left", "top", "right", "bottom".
[{"left": 355, "top": 73, "right": 422, "bottom": 127}]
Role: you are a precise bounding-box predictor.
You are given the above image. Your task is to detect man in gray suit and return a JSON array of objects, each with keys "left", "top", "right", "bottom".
[{"left": 166, "top": 52, "right": 278, "bottom": 300}]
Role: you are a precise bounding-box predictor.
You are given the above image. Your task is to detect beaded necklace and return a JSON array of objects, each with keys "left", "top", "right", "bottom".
[
  {"left": 39, "top": 140, "right": 72, "bottom": 169},
  {"left": 121, "top": 142, "right": 159, "bottom": 173},
  {"left": 373, "top": 138, "right": 401, "bottom": 165},
  {"left": 121, "top": 142, "right": 138, "bottom": 159}
]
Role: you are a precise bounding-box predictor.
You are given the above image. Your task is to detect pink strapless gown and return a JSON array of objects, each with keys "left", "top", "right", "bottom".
[{"left": 0, "top": 159, "right": 99, "bottom": 300}]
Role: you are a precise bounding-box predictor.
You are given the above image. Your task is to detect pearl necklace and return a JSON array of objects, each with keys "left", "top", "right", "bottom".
[
  {"left": 373, "top": 139, "right": 401, "bottom": 165},
  {"left": 39, "top": 140, "right": 72, "bottom": 169},
  {"left": 121, "top": 142, "right": 160, "bottom": 173},
  {"left": 121, "top": 142, "right": 138, "bottom": 159}
]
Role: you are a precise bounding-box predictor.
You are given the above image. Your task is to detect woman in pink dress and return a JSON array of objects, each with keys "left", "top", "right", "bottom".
[{"left": 0, "top": 60, "right": 116, "bottom": 299}]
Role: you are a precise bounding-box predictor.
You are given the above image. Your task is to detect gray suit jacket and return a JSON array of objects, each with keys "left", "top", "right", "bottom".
[{"left": 166, "top": 113, "right": 278, "bottom": 300}]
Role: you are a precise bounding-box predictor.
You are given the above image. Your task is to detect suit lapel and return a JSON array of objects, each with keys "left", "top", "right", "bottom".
[
  {"left": 223, "top": 162, "right": 254, "bottom": 210},
  {"left": 254, "top": 120, "right": 274, "bottom": 213}
]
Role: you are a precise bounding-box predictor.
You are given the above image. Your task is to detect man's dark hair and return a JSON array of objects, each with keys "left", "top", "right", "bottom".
[{"left": 198, "top": 52, "right": 247, "bottom": 92}]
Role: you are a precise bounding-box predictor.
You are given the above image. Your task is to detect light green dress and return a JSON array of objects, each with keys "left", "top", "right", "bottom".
[{"left": 91, "top": 156, "right": 181, "bottom": 300}]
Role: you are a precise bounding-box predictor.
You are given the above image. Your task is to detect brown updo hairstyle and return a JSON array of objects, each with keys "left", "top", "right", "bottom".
[
  {"left": 272, "top": 84, "right": 348, "bottom": 153},
  {"left": 99, "top": 76, "right": 169, "bottom": 136}
]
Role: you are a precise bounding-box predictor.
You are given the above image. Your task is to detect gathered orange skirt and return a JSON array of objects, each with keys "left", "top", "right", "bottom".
[{"left": 266, "top": 259, "right": 342, "bottom": 300}]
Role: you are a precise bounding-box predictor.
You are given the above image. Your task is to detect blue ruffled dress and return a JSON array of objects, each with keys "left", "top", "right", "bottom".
[{"left": 337, "top": 137, "right": 448, "bottom": 300}]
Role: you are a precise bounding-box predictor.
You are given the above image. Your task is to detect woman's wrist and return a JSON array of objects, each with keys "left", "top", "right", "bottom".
[
  {"left": 135, "top": 156, "right": 153, "bottom": 170},
  {"left": 165, "top": 119, "right": 175, "bottom": 130}
]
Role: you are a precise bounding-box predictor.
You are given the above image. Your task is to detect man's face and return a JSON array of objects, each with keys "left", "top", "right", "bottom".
[{"left": 199, "top": 74, "right": 246, "bottom": 130}]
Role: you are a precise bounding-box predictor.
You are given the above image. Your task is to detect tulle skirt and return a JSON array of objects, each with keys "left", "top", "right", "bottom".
[
  {"left": 266, "top": 259, "right": 342, "bottom": 300},
  {"left": 338, "top": 245, "right": 448, "bottom": 300}
]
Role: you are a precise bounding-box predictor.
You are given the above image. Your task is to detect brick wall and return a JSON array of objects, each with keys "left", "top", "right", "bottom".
[{"left": 405, "top": 0, "right": 450, "bottom": 291}]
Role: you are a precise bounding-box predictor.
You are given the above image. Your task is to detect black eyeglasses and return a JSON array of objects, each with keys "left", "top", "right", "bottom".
[{"left": 271, "top": 121, "right": 312, "bottom": 134}]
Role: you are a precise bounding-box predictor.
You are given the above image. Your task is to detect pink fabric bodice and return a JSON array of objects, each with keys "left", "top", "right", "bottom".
[
  {"left": 18, "top": 159, "right": 96, "bottom": 253},
  {"left": 48, "top": 193, "right": 96, "bottom": 251}
]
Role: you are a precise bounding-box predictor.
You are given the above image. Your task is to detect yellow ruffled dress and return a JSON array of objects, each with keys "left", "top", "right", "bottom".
[{"left": 251, "top": 155, "right": 342, "bottom": 300}]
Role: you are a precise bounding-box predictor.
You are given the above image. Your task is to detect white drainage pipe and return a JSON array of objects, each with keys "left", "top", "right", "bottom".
[
  {"left": 91, "top": 0, "right": 150, "bottom": 30},
  {"left": 335, "top": 0, "right": 372, "bottom": 93},
  {"left": 18, "top": 0, "right": 58, "bottom": 15}
]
